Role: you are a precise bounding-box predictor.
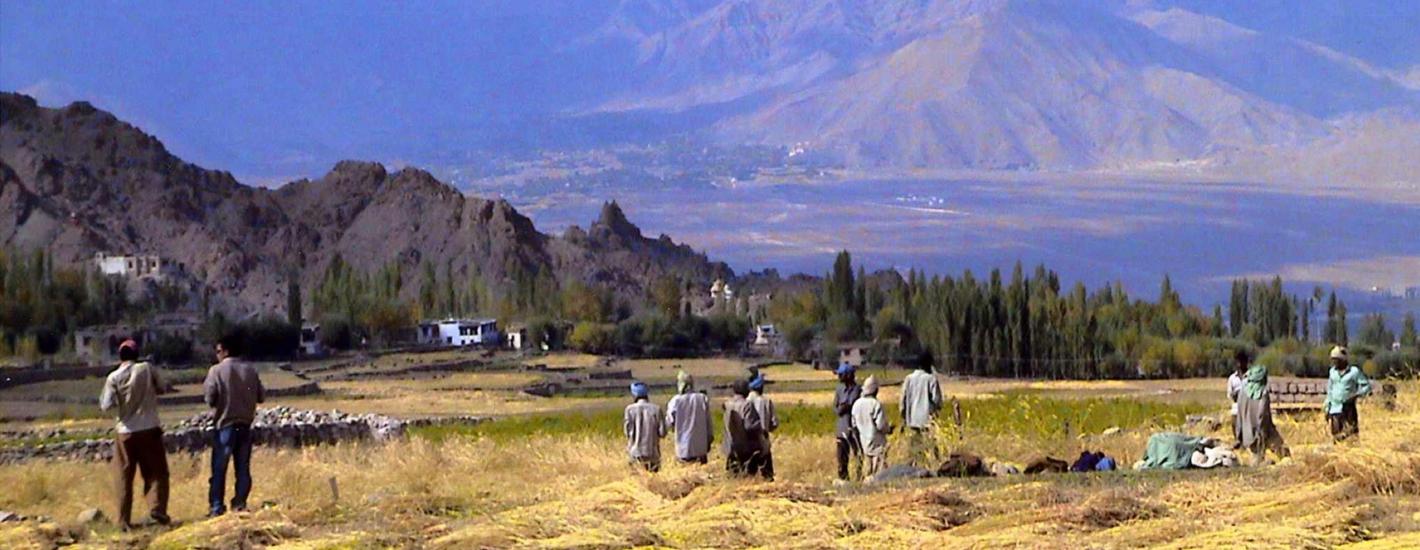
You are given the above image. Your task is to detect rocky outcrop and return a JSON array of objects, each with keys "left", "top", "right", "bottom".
[{"left": 0, "top": 93, "right": 733, "bottom": 314}]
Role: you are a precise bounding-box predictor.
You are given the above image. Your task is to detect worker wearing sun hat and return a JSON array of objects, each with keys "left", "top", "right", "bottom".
[
  {"left": 833, "top": 362, "right": 862, "bottom": 482},
  {"left": 852, "top": 375, "right": 893, "bottom": 479},
  {"left": 624, "top": 381, "right": 666, "bottom": 472},
  {"left": 1324, "top": 346, "right": 1371, "bottom": 442},
  {"left": 666, "top": 370, "right": 713, "bottom": 464},
  {"left": 99, "top": 338, "right": 170, "bottom": 529},
  {"left": 746, "top": 373, "right": 778, "bottom": 480}
]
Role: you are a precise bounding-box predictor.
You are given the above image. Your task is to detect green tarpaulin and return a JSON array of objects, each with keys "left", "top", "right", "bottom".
[{"left": 1137, "top": 432, "right": 1206, "bottom": 470}]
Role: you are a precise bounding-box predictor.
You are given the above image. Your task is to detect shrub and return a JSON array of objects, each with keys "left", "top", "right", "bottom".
[
  {"left": 318, "top": 315, "right": 355, "bottom": 350},
  {"left": 148, "top": 333, "right": 194, "bottom": 365},
  {"left": 569, "top": 322, "right": 615, "bottom": 355},
  {"left": 1370, "top": 349, "right": 1420, "bottom": 378},
  {"left": 527, "top": 317, "right": 564, "bottom": 352},
  {"left": 706, "top": 314, "right": 750, "bottom": 352},
  {"left": 614, "top": 319, "right": 645, "bottom": 356},
  {"left": 236, "top": 317, "right": 299, "bottom": 360},
  {"left": 29, "top": 327, "right": 62, "bottom": 356}
]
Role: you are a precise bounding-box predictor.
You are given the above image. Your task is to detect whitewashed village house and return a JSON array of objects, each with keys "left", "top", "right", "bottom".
[{"left": 418, "top": 319, "right": 500, "bottom": 347}]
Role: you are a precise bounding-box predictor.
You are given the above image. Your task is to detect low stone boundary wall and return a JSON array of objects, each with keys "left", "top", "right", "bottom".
[
  {"left": 157, "top": 382, "right": 323, "bottom": 405},
  {"left": 324, "top": 359, "right": 491, "bottom": 381},
  {"left": 0, "top": 365, "right": 111, "bottom": 390},
  {"left": 0, "top": 407, "right": 486, "bottom": 465}
]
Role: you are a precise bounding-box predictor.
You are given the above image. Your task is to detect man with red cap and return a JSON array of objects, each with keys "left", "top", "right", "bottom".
[{"left": 99, "top": 339, "right": 170, "bottom": 528}]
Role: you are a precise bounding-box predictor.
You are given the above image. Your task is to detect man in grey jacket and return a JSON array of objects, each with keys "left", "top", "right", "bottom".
[
  {"left": 624, "top": 381, "right": 666, "bottom": 472},
  {"left": 900, "top": 364, "right": 943, "bottom": 466},
  {"left": 833, "top": 363, "right": 862, "bottom": 482},
  {"left": 746, "top": 373, "right": 779, "bottom": 480},
  {"left": 203, "top": 332, "right": 264, "bottom": 516},
  {"left": 100, "top": 339, "right": 170, "bottom": 528},
  {"left": 666, "top": 370, "right": 713, "bottom": 464}
]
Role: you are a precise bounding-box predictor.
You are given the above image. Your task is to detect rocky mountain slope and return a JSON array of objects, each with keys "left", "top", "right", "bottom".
[
  {"left": 0, "top": 92, "right": 731, "bottom": 314},
  {"left": 591, "top": 0, "right": 1420, "bottom": 174}
]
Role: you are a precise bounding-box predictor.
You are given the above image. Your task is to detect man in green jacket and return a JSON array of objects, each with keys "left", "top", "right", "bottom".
[{"left": 1324, "top": 346, "right": 1371, "bottom": 442}]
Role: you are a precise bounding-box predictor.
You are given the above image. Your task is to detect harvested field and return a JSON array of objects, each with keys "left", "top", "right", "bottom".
[{"left": 2, "top": 373, "right": 1415, "bottom": 548}]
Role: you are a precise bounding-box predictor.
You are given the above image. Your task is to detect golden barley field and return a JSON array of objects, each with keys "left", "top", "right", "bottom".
[{"left": 2, "top": 380, "right": 1418, "bottom": 549}]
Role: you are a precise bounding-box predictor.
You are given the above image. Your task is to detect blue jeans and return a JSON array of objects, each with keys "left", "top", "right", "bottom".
[{"left": 209, "top": 423, "right": 253, "bottom": 515}]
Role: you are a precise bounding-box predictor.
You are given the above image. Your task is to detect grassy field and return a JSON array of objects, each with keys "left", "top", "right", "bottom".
[{"left": 1, "top": 373, "right": 1416, "bottom": 548}]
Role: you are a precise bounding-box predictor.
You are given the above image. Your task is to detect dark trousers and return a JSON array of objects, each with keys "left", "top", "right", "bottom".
[
  {"left": 634, "top": 456, "right": 661, "bottom": 472},
  {"left": 726, "top": 451, "right": 751, "bottom": 476},
  {"left": 746, "top": 450, "right": 774, "bottom": 480},
  {"left": 1328, "top": 400, "right": 1360, "bottom": 442},
  {"left": 114, "top": 428, "right": 169, "bottom": 526},
  {"left": 678, "top": 455, "right": 708, "bottom": 465},
  {"left": 209, "top": 423, "right": 253, "bottom": 515},
  {"left": 836, "top": 434, "right": 862, "bottom": 481}
]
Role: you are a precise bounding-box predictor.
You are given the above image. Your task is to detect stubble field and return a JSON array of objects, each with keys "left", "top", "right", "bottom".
[{"left": 1, "top": 354, "right": 1417, "bottom": 549}]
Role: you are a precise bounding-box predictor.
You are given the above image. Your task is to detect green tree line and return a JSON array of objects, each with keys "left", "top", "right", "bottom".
[{"left": 767, "top": 251, "right": 1419, "bottom": 379}]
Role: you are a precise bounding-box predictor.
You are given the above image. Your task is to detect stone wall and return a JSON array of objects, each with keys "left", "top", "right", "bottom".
[
  {"left": 0, "top": 407, "right": 485, "bottom": 465},
  {"left": 0, "top": 365, "right": 110, "bottom": 390},
  {"left": 1267, "top": 381, "right": 1327, "bottom": 404}
]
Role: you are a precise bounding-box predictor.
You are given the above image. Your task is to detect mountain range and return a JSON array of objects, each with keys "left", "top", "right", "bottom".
[
  {"left": 589, "top": 0, "right": 1420, "bottom": 176},
  {"left": 5, "top": 1, "right": 1416, "bottom": 183},
  {"left": 0, "top": 93, "right": 732, "bottom": 314}
]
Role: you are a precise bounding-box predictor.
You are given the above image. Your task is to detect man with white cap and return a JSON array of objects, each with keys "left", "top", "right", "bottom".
[
  {"left": 852, "top": 375, "right": 893, "bottom": 479},
  {"left": 624, "top": 380, "right": 666, "bottom": 471},
  {"left": 666, "top": 370, "right": 712, "bottom": 464},
  {"left": 833, "top": 362, "right": 863, "bottom": 482},
  {"left": 900, "top": 363, "right": 943, "bottom": 466},
  {"left": 1324, "top": 346, "right": 1371, "bottom": 442}
]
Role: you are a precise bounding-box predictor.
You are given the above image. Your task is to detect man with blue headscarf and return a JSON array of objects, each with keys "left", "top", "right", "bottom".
[
  {"left": 624, "top": 381, "right": 666, "bottom": 472},
  {"left": 833, "top": 363, "right": 862, "bottom": 482},
  {"left": 746, "top": 373, "right": 779, "bottom": 480}
]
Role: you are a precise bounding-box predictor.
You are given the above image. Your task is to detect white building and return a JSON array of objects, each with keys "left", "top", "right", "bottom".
[
  {"left": 419, "top": 319, "right": 500, "bottom": 347},
  {"left": 93, "top": 253, "right": 185, "bottom": 281},
  {"left": 506, "top": 326, "right": 527, "bottom": 351},
  {"left": 754, "top": 324, "right": 779, "bottom": 346},
  {"left": 299, "top": 323, "right": 324, "bottom": 357}
]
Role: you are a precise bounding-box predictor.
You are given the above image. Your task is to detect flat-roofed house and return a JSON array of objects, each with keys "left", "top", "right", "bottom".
[{"left": 419, "top": 318, "right": 500, "bottom": 347}]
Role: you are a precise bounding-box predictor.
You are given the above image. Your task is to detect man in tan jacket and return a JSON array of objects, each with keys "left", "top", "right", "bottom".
[{"left": 99, "top": 339, "right": 170, "bottom": 528}]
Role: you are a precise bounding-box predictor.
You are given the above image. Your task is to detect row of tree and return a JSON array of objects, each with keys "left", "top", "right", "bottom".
[
  {"left": 766, "top": 252, "right": 1419, "bottom": 379},
  {"left": 0, "top": 248, "right": 181, "bottom": 359}
]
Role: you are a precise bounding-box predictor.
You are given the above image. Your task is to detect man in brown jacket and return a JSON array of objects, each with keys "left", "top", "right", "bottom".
[
  {"left": 722, "top": 379, "right": 764, "bottom": 476},
  {"left": 100, "top": 339, "right": 170, "bottom": 528},
  {"left": 203, "top": 331, "right": 264, "bottom": 516}
]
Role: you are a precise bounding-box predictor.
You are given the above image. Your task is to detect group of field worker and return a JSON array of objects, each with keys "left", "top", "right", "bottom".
[
  {"left": 1225, "top": 344, "right": 1372, "bottom": 464},
  {"left": 622, "top": 361, "right": 942, "bottom": 482},
  {"left": 624, "top": 368, "right": 779, "bottom": 477},
  {"left": 629, "top": 342, "right": 1375, "bottom": 478}
]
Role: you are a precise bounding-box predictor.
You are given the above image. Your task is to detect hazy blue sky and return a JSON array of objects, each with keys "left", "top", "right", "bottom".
[{"left": 2, "top": 1, "right": 615, "bottom": 178}]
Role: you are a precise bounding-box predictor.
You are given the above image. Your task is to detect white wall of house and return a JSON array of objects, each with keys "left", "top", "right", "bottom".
[{"left": 426, "top": 319, "right": 500, "bottom": 347}]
